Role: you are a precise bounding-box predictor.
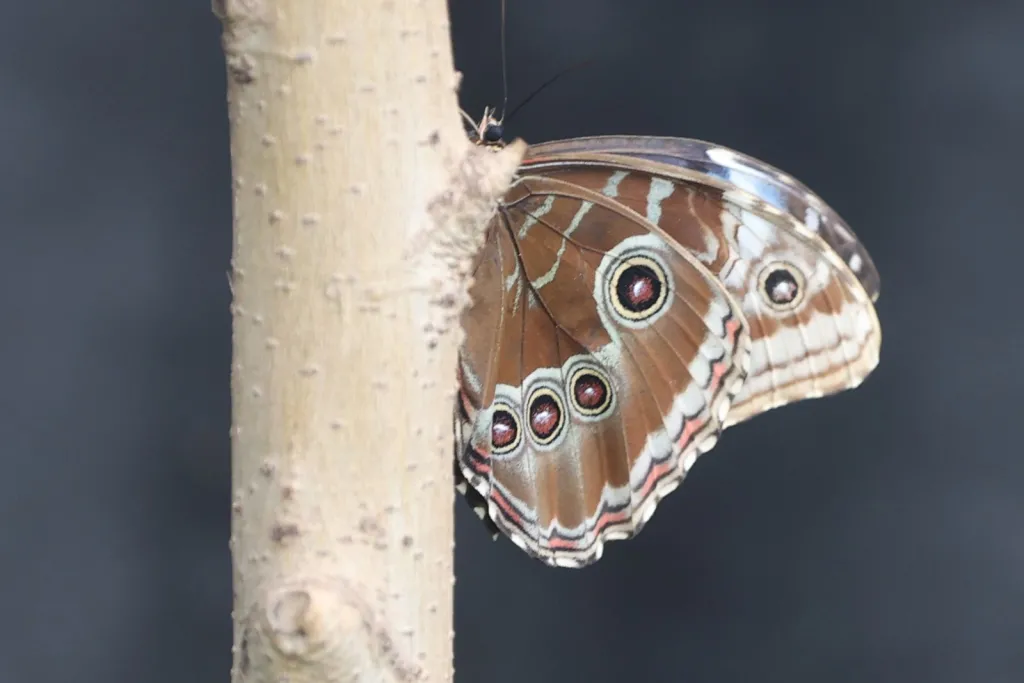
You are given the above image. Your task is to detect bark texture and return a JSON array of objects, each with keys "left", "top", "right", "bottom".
[{"left": 217, "top": 1, "right": 524, "bottom": 681}]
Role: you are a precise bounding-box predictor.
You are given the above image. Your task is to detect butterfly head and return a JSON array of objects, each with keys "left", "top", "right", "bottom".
[
  {"left": 462, "top": 106, "right": 507, "bottom": 149},
  {"left": 481, "top": 119, "right": 504, "bottom": 145}
]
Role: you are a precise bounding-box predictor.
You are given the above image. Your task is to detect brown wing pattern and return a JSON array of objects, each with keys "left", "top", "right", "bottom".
[
  {"left": 525, "top": 135, "right": 881, "bottom": 302},
  {"left": 456, "top": 175, "right": 751, "bottom": 567},
  {"left": 519, "top": 159, "right": 880, "bottom": 427}
]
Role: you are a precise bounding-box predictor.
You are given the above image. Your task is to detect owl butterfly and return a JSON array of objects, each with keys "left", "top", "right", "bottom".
[{"left": 455, "top": 120, "right": 881, "bottom": 568}]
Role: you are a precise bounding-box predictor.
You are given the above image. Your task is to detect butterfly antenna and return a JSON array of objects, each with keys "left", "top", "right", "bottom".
[
  {"left": 497, "top": 0, "right": 509, "bottom": 123},
  {"left": 505, "top": 58, "right": 595, "bottom": 124}
]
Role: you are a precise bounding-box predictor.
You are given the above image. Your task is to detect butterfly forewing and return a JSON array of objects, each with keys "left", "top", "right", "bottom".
[
  {"left": 524, "top": 135, "right": 880, "bottom": 301},
  {"left": 516, "top": 142, "right": 881, "bottom": 427},
  {"left": 457, "top": 175, "right": 751, "bottom": 567}
]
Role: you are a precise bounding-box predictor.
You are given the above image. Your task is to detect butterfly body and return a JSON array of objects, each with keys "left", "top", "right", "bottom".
[{"left": 455, "top": 135, "right": 881, "bottom": 567}]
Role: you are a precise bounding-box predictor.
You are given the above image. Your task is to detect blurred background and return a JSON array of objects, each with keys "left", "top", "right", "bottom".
[{"left": 2, "top": 0, "right": 1022, "bottom": 681}]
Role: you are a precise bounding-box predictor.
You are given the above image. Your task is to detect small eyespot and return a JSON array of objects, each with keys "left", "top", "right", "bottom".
[
  {"left": 526, "top": 388, "right": 565, "bottom": 445},
  {"left": 758, "top": 262, "right": 805, "bottom": 311},
  {"left": 568, "top": 366, "right": 613, "bottom": 418},
  {"left": 609, "top": 254, "right": 669, "bottom": 322},
  {"left": 490, "top": 404, "right": 521, "bottom": 455}
]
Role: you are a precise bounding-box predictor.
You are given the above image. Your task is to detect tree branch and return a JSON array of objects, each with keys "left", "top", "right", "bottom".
[{"left": 217, "top": 1, "right": 524, "bottom": 681}]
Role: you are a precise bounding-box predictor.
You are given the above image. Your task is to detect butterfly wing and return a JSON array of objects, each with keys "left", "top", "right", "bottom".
[
  {"left": 457, "top": 175, "right": 751, "bottom": 567},
  {"left": 525, "top": 135, "right": 880, "bottom": 301},
  {"left": 520, "top": 139, "right": 880, "bottom": 426}
]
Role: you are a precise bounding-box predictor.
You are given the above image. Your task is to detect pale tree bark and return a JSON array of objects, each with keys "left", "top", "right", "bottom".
[{"left": 216, "top": 1, "right": 524, "bottom": 681}]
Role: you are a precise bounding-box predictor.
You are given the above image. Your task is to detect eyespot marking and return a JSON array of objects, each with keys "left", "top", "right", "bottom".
[
  {"left": 490, "top": 403, "right": 522, "bottom": 455},
  {"left": 570, "top": 368, "right": 613, "bottom": 417},
  {"left": 758, "top": 261, "right": 805, "bottom": 311},
  {"left": 527, "top": 388, "right": 565, "bottom": 445},
  {"left": 609, "top": 254, "right": 669, "bottom": 322}
]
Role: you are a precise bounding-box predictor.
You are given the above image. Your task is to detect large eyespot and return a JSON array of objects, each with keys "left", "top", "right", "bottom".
[
  {"left": 489, "top": 402, "right": 522, "bottom": 455},
  {"left": 566, "top": 361, "right": 615, "bottom": 420},
  {"left": 609, "top": 254, "right": 670, "bottom": 323},
  {"left": 526, "top": 387, "right": 566, "bottom": 446},
  {"left": 758, "top": 261, "right": 806, "bottom": 311}
]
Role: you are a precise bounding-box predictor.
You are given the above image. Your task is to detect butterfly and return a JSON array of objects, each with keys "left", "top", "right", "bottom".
[{"left": 454, "top": 119, "right": 881, "bottom": 568}]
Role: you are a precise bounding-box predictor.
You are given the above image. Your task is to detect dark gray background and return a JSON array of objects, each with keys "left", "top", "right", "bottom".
[{"left": 2, "top": 0, "right": 1022, "bottom": 681}]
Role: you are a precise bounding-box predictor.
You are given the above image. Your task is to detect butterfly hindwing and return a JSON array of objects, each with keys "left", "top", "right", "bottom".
[{"left": 457, "top": 175, "right": 751, "bottom": 566}]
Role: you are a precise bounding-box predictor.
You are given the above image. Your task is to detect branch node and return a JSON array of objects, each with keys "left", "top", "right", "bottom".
[{"left": 239, "top": 580, "right": 424, "bottom": 682}]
